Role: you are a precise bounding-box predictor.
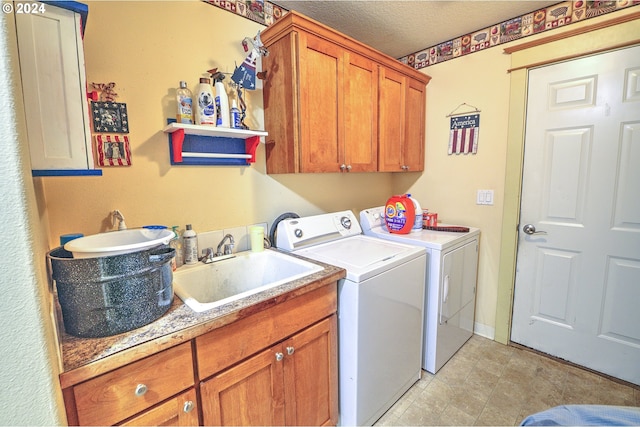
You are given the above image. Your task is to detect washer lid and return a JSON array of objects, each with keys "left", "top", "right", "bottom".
[{"left": 294, "top": 235, "right": 425, "bottom": 282}]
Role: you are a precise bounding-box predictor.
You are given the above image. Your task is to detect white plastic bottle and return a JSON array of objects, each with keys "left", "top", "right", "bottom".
[
  {"left": 230, "top": 99, "right": 241, "bottom": 129},
  {"left": 407, "top": 194, "right": 423, "bottom": 232},
  {"left": 176, "top": 81, "right": 193, "bottom": 124},
  {"left": 196, "top": 78, "right": 216, "bottom": 125},
  {"left": 183, "top": 224, "right": 199, "bottom": 265},
  {"left": 215, "top": 80, "right": 230, "bottom": 128}
]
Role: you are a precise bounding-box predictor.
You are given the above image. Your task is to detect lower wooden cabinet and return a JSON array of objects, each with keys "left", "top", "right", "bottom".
[
  {"left": 201, "top": 315, "right": 338, "bottom": 426},
  {"left": 61, "top": 283, "right": 338, "bottom": 426}
]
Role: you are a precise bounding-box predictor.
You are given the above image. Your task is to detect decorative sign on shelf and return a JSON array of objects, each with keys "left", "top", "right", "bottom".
[{"left": 447, "top": 103, "right": 481, "bottom": 155}]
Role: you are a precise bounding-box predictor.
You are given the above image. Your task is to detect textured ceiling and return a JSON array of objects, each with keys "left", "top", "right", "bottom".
[{"left": 271, "top": 1, "right": 559, "bottom": 58}]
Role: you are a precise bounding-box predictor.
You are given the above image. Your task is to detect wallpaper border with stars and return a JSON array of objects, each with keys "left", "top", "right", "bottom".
[{"left": 203, "top": 0, "right": 639, "bottom": 69}]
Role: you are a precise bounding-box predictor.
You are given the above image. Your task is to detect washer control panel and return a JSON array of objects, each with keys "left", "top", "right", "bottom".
[
  {"left": 359, "top": 206, "right": 387, "bottom": 231},
  {"left": 276, "top": 210, "right": 362, "bottom": 251}
]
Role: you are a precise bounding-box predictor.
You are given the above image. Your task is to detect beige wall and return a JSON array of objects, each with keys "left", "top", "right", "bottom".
[
  {"left": 398, "top": 7, "right": 640, "bottom": 339},
  {"left": 40, "top": 2, "right": 639, "bottom": 342},
  {"left": 394, "top": 48, "right": 511, "bottom": 337},
  {"left": 41, "top": 1, "right": 393, "bottom": 245}
]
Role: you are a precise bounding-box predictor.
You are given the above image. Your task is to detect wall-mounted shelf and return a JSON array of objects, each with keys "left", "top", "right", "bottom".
[{"left": 163, "top": 122, "right": 268, "bottom": 166}]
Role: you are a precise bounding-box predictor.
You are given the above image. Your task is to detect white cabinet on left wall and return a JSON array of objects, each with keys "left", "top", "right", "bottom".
[{"left": 15, "top": 2, "right": 100, "bottom": 176}]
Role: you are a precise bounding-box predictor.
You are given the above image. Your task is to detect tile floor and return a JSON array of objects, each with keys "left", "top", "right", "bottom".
[{"left": 375, "top": 335, "right": 640, "bottom": 426}]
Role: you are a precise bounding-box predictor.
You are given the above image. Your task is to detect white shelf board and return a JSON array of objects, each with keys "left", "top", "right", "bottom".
[{"left": 163, "top": 122, "right": 267, "bottom": 139}]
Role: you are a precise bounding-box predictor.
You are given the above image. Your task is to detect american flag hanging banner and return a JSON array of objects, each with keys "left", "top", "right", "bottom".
[{"left": 448, "top": 113, "right": 480, "bottom": 155}]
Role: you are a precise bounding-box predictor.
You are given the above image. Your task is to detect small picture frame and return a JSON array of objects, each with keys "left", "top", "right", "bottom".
[
  {"left": 95, "top": 135, "right": 132, "bottom": 166},
  {"left": 91, "top": 101, "right": 129, "bottom": 133}
]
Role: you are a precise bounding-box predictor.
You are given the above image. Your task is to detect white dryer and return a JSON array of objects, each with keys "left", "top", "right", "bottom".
[
  {"left": 360, "top": 206, "right": 480, "bottom": 374},
  {"left": 276, "top": 210, "right": 426, "bottom": 426}
]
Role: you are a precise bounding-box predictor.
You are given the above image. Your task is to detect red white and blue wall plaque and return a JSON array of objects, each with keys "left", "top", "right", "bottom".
[{"left": 448, "top": 113, "right": 480, "bottom": 155}]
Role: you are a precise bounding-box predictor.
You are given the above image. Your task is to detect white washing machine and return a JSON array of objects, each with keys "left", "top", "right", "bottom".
[
  {"left": 360, "top": 206, "right": 480, "bottom": 374},
  {"left": 276, "top": 211, "right": 426, "bottom": 426}
]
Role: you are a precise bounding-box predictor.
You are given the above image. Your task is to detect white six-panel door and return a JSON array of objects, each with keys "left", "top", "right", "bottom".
[{"left": 511, "top": 45, "right": 640, "bottom": 385}]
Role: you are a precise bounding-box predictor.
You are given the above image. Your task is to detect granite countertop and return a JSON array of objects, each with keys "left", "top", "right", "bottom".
[{"left": 58, "top": 252, "right": 345, "bottom": 387}]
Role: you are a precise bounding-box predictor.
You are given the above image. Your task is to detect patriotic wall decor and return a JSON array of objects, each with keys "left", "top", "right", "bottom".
[
  {"left": 96, "top": 135, "right": 132, "bottom": 167},
  {"left": 448, "top": 114, "right": 480, "bottom": 155}
]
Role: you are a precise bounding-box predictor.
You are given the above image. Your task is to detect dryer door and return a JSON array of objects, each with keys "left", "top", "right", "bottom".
[
  {"left": 434, "top": 239, "right": 479, "bottom": 371},
  {"left": 439, "top": 240, "right": 478, "bottom": 325}
]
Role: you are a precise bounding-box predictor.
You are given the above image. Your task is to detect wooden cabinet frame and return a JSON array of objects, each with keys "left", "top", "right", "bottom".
[
  {"left": 262, "top": 11, "right": 430, "bottom": 174},
  {"left": 61, "top": 283, "right": 338, "bottom": 426}
]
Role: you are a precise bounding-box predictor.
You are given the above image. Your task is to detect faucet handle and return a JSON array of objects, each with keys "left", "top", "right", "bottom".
[
  {"left": 223, "top": 243, "right": 234, "bottom": 255},
  {"left": 200, "top": 247, "right": 215, "bottom": 263}
]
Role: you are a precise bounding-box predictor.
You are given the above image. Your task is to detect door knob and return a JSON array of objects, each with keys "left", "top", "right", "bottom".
[{"left": 523, "top": 224, "right": 547, "bottom": 235}]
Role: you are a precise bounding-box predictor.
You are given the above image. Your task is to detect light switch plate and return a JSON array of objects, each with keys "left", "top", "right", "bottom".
[{"left": 477, "top": 190, "right": 494, "bottom": 205}]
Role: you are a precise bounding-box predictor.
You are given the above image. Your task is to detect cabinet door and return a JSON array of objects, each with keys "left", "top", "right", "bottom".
[
  {"left": 201, "top": 345, "right": 286, "bottom": 426},
  {"left": 403, "top": 78, "right": 426, "bottom": 172},
  {"left": 283, "top": 315, "right": 338, "bottom": 426},
  {"left": 120, "top": 388, "right": 199, "bottom": 426},
  {"left": 15, "top": 5, "right": 93, "bottom": 171},
  {"left": 344, "top": 52, "right": 378, "bottom": 172},
  {"left": 263, "top": 32, "right": 299, "bottom": 174},
  {"left": 378, "top": 67, "right": 406, "bottom": 171},
  {"left": 298, "top": 32, "right": 344, "bottom": 173}
]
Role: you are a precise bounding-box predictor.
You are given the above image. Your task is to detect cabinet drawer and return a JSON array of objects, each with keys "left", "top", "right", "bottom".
[
  {"left": 73, "top": 342, "right": 194, "bottom": 426},
  {"left": 196, "top": 283, "right": 337, "bottom": 379},
  {"left": 121, "top": 387, "right": 199, "bottom": 426}
]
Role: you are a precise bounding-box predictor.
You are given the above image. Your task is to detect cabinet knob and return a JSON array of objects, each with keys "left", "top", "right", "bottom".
[
  {"left": 183, "top": 401, "right": 195, "bottom": 413},
  {"left": 286, "top": 346, "right": 295, "bottom": 355},
  {"left": 340, "top": 164, "right": 346, "bottom": 171},
  {"left": 134, "top": 383, "right": 148, "bottom": 397},
  {"left": 346, "top": 165, "right": 352, "bottom": 171},
  {"left": 275, "top": 352, "right": 284, "bottom": 361}
]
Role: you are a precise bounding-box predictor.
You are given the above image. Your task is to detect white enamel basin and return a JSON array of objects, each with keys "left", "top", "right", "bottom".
[
  {"left": 173, "top": 250, "right": 323, "bottom": 312},
  {"left": 64, "top": 228, "right": 174, "bottom": 258}
]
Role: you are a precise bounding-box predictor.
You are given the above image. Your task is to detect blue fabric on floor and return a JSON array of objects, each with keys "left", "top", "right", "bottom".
[{"left": 521, "top": 405, "right": 640, "bottom": 426}]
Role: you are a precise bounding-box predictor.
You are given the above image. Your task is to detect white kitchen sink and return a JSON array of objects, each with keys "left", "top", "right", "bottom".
[{"left": 173, "top": 249, "right": 323, "bottom": 312}]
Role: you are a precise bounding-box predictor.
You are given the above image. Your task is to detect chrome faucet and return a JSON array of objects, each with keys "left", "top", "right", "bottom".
[{"left": 216, "top": 234, "right": 235, "bottom": 256}]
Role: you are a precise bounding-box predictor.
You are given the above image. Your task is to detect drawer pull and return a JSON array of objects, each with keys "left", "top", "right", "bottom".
[
  {"left": 183, "top": 400, "right": 194, "bottom": 413},
  {"left": 134, "top": 383, "right": 148, "bottom": 397},
  {"left": 275, "top": 352, "right": 284, "bottom": 361},
  {"left": 286, "top": 346, "right": 295, "bottom": 356}
]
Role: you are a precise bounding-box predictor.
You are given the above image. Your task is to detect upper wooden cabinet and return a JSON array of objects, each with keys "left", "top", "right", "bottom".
[
  {"left": 378, "top": 68, "right": 427, "bottom": 172},
  {"left": 261, "top": 10, "right": 430, "bottom": 174}
]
